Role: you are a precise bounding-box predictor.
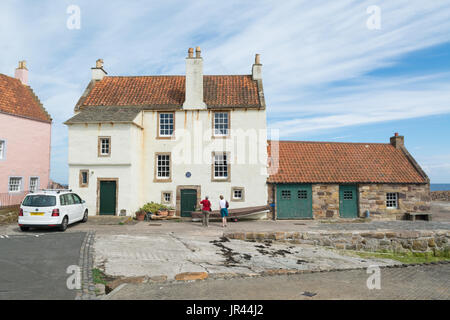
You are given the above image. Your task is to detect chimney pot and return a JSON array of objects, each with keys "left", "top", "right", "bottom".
[
  {"left": 96, "top": 59, "right": 104, "bottom": 68},
  {"left": 188, "top": 48, "right": 194, "bottom": 58},
  {"left": 195, "top": 46, "right": 201, "bottom": 58},
  {"left": 255, "top": 54, "right": 261, "bottom": 65}
]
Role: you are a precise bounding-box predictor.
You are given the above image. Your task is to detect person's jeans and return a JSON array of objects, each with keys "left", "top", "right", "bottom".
[{"left": 202, "top": 210, "right": 210, "bottom": 226}]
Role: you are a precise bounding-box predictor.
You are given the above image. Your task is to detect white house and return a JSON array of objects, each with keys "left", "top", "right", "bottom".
[{"left": 65, "top": 48, "right": 268, "bottom": 217}]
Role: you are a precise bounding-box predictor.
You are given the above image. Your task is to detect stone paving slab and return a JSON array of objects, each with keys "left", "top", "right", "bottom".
[{"left": 93, "top": 232, "right": 401, "bottom": 281}]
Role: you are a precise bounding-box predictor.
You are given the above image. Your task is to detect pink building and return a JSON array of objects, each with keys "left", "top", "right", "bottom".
[{"left": 0, "top": 61, "right": 52, "bottom": 207}]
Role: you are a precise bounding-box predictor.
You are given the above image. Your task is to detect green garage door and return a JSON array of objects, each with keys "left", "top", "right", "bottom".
[{"left": 276, "top": 184, "right": 312, "bottom": 219}]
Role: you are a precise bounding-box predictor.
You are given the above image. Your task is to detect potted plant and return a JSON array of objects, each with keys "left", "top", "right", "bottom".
[
  {"left": 168, "top": 207, "right": 176, "bottom": 217},
  {"left": 135, "top": 210, "right": 146, "bottom": 221}
]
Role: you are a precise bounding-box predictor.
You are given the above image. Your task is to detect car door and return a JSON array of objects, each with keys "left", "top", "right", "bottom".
[
  {"left": 71, "top": 193, "right": 84, "bottom": 221},
  {"left": 65, "top": 193, "right": 76, "bottom": 223},
  {"left": 59, "top": 194, "right": 71, "bottom": 221}
]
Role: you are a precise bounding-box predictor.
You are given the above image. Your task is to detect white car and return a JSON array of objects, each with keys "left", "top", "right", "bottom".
[{"left": 18, "top": 189, "right": 88, "bottom": 232}]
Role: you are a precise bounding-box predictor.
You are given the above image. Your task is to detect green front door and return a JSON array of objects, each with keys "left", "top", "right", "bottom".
[
  {"left": 276, "top": 184, "right": 312, "bottom": 219},
  {"left": 339, "top": 185, "right": 358, "bottom": 218},
  {"left": 99, "top": 180, "right": 116, "bottom": 215},
  {"left": 180, "top": 189, "right": 197, "bottom": 217}
]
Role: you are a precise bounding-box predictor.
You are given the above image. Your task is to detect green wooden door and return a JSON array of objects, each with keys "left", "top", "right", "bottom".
[
  {"left": 181, "top": 189, "right": 197, "bottom": 217},
  {"left": 339, "top": 185, "right": 358, "bottom": 218},
  {"left": 99, "top": 181, "right": 116, "bottom": 215},
  {"left": 276, "top": 184, "right": 312, "bottom": 219}
]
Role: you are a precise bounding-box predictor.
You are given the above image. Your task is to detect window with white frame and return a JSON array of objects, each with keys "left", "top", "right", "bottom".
[
  {"left": 157, "top": 154, "right": 170, "bottom": 179},
  {"left": 159, "top": 113, "right": 174, "bottom": 137},
  {"left": 0, "top": 140, "right": 5, "bottom": 159},
  {"left": 29, "top": 177, "right": 39, "bottom": 192},
  {"left": 214, "top": 153, "right": 228, "bottom": 179},
  {"left": 386, "top": 193, "right": 398, "bottom": 208},
  {"left": 99, "top": 137, "right": 111, "bottom": 156},
  {"left": 9, "top": 177, "right": 22, "bottom": 192},
  {"left": 163, "top": 192, "right": 171, "bottom": 203},
  {"left": 232, "top": 187, "right": 244, "bottom": 201},
  {"left": 213, "top": 112, "right": 229, "bottom": 136}
]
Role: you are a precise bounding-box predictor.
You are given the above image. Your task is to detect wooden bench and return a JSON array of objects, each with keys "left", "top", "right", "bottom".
[{"left": 405, "top": 212, "right": 432, "bottom": 221}]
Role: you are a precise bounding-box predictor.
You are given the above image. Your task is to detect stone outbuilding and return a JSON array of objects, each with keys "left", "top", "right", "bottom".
[{"left": 267, "top": 134, "right": 430, "bottom": 220}]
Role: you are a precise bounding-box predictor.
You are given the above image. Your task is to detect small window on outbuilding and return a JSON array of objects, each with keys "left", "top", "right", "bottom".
[{"left": 386, "top": 193, "right": 398, "bottom": 209}]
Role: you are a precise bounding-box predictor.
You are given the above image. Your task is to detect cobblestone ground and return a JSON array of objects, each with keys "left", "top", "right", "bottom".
[{"left": 109, "top": 263, "right": 450, "bottom": 300}]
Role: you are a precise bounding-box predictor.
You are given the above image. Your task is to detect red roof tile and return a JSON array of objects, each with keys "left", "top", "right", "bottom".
[
  {"left": 267, "top": 140, "right": 427, "bottom": 184},
  {"left": 81, "top": 75, "right": 261, "bottom": 108},
  {"left": 0, "top": 74, "right": 51, "bottom": 122}
]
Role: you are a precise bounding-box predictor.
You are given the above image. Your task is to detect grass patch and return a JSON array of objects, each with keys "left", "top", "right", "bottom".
[
  {"left": 92, "top": 268, "right": 109, "bottom": 285},
  {"left": 346, "top": 248, "right": 450, "bottom": 264}
]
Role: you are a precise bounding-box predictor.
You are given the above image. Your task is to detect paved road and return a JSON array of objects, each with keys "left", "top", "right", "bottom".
[
  {"left": 109, "top": 263, "right": 450, "bottom": 300},
  {"left": 0, "top": 232, "right": 85, "bottom": 299}
]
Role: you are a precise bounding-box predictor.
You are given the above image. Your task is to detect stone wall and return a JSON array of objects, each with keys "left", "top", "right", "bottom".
[
  {"left": 431, "top": 191, "right": 450, "bottom": 202},
  {"left": 0, "top": 206, "right": 19, "bottom": 225},
  {"left": 224, "top": 230, "right": 449, "bottom": 253},
  {"left": 312, "top": 184, "right": 339, "bottom": 219},
  {"left": 266, "top": 184, "right": 275, "bottom": 220},
  {"left": 359, "top": 184, "right": 430, "bottom": 220}
]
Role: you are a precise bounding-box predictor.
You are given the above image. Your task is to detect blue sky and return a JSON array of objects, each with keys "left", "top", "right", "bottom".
[{"left": 1, "top": 0, "right": 449, "bottom": 183}]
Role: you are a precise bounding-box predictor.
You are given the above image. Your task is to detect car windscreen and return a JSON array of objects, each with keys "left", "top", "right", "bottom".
[{"left": 22, "top": 195, "right": 56, "bottom": 207}]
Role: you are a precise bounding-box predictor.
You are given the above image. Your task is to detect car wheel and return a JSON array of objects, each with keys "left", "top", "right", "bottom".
[
  {"left": 81, "top": 210, "right": 88, "bottom": 223},
  {"left": 20, "top": 226, "right": 30, "bottom": 232},
  {"left": 59, "top": 216, "right": 68, "bottom": 231}
]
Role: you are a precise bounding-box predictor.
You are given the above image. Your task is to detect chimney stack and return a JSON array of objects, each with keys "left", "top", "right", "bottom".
[
  {"left": 15, "top": 60, "right": 28, "bottom": 85},
  {"left": 91, "top": 58, "right": 107, "bottom": 81},
  {"left": 390, "top": 132, "right": 404, "bottom": 149},
  {"left": 252, "top": 54, "right": 262, "bottom": 80},
  {"left": 183, "top": 47, "right": 207, "bottom": 110}
]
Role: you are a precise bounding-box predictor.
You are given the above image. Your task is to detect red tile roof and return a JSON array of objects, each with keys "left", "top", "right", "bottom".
[
  {"left": 0, "top": 74, "right": 51, "bottom": 122},
  {"left": 81, "top": 75, "right": 262, "bottom": 108},
  {"left": 267, "top": 140, "right": 427, "bottom": 184}
]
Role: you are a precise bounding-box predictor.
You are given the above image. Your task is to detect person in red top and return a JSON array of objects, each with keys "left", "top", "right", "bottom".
[{"left": 200, "top": 196, "right": 212, "bottom": 227}]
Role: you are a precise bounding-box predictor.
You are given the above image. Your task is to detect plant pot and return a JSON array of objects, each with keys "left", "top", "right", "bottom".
[
  {"left": 136, "top": 212, "right": 146, "bottom": 221},
  {"left": 158, "top": 210, "right": 168, "bottom": 217},
  {"left": 168, "top": 210, "right": 175, "bottom": 217}
]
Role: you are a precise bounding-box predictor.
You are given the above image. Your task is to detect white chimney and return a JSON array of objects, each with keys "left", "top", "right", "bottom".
[
  {"left": 15, "top": 60, "right": 28, "bottom": 85},
  {"left": 91, "top": 59, "right": 107, "bottom": 81},
  {"left": 183, "top": 47, "right": 207, "bottom": 110},
  {"left": 252, "top": 54, "right": 262, "bottom": 80}
]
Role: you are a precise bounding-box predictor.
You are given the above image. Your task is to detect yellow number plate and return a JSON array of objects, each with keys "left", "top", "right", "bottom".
[{"left": 30, "top": 212, "right": 44, "bottom": 216}]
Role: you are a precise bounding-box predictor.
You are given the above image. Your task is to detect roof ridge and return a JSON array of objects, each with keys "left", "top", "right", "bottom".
[
  {"left": 268, "top": 140, "right": 391, "bottom": 145},
  {"left": 103, "top": 74, "right": 253, "bottom": 78}
]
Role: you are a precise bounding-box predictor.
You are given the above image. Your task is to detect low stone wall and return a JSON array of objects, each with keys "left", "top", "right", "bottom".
[
  {"left": 431, "top": 191, "right": 450, "bottom": 202},
  {"left": 224, "top": 230, "right": 449, "bottom": 253},
  {"left": 0, "top": 206, "right": 19, "bottom": 225}
]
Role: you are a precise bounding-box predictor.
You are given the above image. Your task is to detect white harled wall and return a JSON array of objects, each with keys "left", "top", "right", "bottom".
[{"left": 68, "top": 108, "right": 268, "bottom": 216}]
